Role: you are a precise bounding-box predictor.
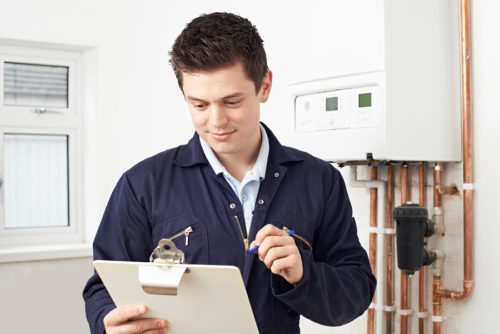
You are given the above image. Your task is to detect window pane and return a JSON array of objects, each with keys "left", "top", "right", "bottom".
[
  {"left": 3, "top": 134, "right": 69, "bottom": 229},
  {"left": 3, "top": 62, "right": 68, "bottom": 108}
]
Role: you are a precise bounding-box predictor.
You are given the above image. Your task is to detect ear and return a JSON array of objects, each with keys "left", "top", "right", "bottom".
[{"left": 259, "top": 70, "right": 273, "bottom": 103}]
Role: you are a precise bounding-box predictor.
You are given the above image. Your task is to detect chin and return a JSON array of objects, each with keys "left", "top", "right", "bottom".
[{"left": 212, "top": 146, "right": 234, "bottom": 155}]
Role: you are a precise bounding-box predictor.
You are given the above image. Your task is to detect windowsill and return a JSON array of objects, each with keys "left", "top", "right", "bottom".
[{"left": 0, "top": 242, "right": 92, "bottom": 263}]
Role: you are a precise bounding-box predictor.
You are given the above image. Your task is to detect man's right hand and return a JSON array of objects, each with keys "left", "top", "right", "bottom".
[{"left": 103, "top": 305, "right": 169, "bottom": 334}]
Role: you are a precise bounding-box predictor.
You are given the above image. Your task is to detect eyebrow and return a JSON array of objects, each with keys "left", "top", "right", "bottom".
[{"left": 186, "top": 92, "right": 246, "bottom": 102}]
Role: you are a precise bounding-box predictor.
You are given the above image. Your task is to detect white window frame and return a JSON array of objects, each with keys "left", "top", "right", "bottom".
[{"left": 0, "top": 44, "right": 86, "bottom": 259}]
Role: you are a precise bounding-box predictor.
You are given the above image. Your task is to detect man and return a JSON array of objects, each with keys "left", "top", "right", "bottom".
[{"left": 83, "top": 12, "right": 375, "bottom": 334}]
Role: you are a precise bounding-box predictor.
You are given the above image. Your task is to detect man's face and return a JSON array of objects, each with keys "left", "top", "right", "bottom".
[{"left": 182, "top": 61, "right": 272, "bottom": 162}]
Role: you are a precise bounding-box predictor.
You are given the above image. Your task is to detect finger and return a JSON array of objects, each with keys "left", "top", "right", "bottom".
[
  {"left": 257, "top": 235, "right": 295, "bottom": 260},
  {"left": 119, "top": 318, "right": 168, "bottom": 334},
  {"left": 262, "top": 245, "right": 294, "bottom": 269},
  {"left": 270, "top": 255, "right": 296, "bottom": 275},
  {"left": 142, "top": 329, "right": 168, "bottom": 334},
  {"left": 268, "top": 250, "right": 304, "bottom": 285},
  {"left": 255, "top": 224, "right": 286, "bottom": 244},
  {"left": 248, "top": 239, "right": 258, "bottom": 249},
  {"left": 104, "top": 305, "right": 148, "bottom": 327}
]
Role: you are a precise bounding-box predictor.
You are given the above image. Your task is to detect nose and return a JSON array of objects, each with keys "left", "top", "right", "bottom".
[{"left": 209, "top": 103, "right": 228, "bottom": 128}]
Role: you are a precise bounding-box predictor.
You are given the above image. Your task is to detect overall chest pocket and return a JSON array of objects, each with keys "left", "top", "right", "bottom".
[{"left": 152, "top": 213, "right": 209, "bottom": 264}]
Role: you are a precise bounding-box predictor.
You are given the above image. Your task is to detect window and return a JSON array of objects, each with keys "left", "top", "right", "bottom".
[
  {"left": 0, "top": 44, "right": 83, "bottom": 248},
  {"left": 4, "top": 62, "right": 69, "bottom": 108}
]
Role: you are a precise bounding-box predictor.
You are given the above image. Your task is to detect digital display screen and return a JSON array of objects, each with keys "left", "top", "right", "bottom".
[
  {"left": 325, "top": 96, "right": 338, "bottom": 111},
  {"left": 358, "top": 93, "right": 372, "bottom": 108}
]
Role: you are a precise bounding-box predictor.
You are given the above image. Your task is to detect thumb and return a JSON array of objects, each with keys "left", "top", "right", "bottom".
[{"left": 249, "top": 240, "right": 260, "bottom": 249}]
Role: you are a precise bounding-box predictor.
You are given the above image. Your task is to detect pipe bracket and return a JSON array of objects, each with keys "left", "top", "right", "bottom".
[
  {"left": 417, "top": 311, "right": 429, "bottom": 318},
  {"left": 462, "top": 183, "right": 475, "bottom": 190},
  {"left": 432, "top": 315, "right": 444, "bottom": 322},
  {"left": 383, "top": 305, "right": 397, "bottom": 312},
  {"left": 397, "top": 308, "right": 414, "bottom": 316}
]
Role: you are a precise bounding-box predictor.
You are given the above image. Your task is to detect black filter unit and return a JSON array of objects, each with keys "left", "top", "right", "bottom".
[{"left": 393, "top": 203, "right": 436, "bottom": 275}]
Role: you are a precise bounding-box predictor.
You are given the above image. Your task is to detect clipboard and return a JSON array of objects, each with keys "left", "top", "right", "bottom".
[{"left": 94, "top": 260, "right": 259, "bottom": 334}]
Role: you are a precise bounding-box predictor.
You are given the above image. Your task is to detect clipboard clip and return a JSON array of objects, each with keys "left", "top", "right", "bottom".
[
  {"left": 149, "top": 238, "right": 185, "bottom": 264},
  {"left": 139, "top": 265, "right": 187, "bottom": 296},
  {"left": 140, "top": 239, "right": 188, "bottom": 295}
]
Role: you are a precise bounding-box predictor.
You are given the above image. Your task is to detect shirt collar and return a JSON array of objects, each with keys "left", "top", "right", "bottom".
[
  {"left": 173, "top": 122, "right": 305, "bottom": 168},
  {"left": 200, "top": 124, "right": 269, "bottom": 180}
]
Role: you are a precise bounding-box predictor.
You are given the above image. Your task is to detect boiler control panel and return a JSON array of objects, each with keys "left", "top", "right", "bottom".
[{"left": 294, "top": 85, "right": 380, "bottom": 133}]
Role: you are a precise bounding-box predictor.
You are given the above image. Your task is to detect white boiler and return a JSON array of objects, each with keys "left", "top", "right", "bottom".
[{"left": 283, "top": 0, "right": 461, "bottom": 163}]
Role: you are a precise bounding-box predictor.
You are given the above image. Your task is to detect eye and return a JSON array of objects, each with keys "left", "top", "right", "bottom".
[
  {"left": 192, "top": 103, "right": 207, "bottom": 110},
  {"left": 225, "top": 100, "right": 241, "bottom": 106}
]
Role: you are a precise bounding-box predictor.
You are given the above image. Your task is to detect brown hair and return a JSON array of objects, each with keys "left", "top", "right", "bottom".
[{"left": 169, "top": 12, "right": 269, "bottom": 93}]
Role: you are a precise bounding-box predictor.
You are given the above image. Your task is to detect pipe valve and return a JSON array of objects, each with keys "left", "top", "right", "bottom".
[{"left": 393, "top": 203, "right": 436, "bottom": 275}]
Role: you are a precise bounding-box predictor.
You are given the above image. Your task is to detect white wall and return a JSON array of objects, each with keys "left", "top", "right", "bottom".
[
  {"left": 0, "top": 258, "right": 94, "bottom": 332},
  {"left": 0, "top": 1, "right": 97, "bottom": 333},
  {"left": 0, "top": 0, "right": 499, "bottom": 333}
]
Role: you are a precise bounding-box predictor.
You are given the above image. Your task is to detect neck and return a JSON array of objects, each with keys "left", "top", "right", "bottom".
[{"left": 216, "top": 129, "right": 262, "bottom": 182}]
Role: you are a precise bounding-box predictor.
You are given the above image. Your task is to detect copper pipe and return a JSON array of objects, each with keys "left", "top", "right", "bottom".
[
  {"left": 461, "top": 0, "right": 473, "bottom": 187},
  {"left": 418, "top": 163, "right": 427, "bottom": 334},
  {"left": 418, "top": 163, "right": 427, "bottom": 215},
  {"left": 367, "top": 166, "right": 378, "bottom": 334},
  {"left": 400, "top": 273, "right": 409, "bottom": 333},
  {"left": 400, "top": 164, "right": 411, "bottom": 334},
  {"left": 385, "top": 166, "right": 395, "bottom": 333},
  {"left": 442, "top": 0, "right": 474, "bottom": 302},
  {"left": 436, "top": 185, "right": 460, "bottom": 196},
  {"left": 433, "top": 164, "right": 442, "bottom": 209},
  {"left": 401, "top": 164, "right": 411, "bottom": 205},
  {"left": 433, "top": 275, "right": 442, "bottom": 334},
  {"left": 432, "top": 163, "right": 443, "bottom": 334}
]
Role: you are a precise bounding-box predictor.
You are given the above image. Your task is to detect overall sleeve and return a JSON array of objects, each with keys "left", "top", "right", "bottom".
[
  {"left": 82, "top": 173, "right": 153, "bottom": 334},
  {"left": 271, "top": 166, "right": 376, "bottom": 326}
]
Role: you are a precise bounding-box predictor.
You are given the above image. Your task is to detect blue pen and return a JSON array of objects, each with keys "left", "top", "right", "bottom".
[{"left": 246, "top": 229, "right": 295, "bottom": 254}]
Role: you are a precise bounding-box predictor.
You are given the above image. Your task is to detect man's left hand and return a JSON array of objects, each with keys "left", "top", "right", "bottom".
[{"left": 249, "top": 224, "right": 304, "bottom": 285}]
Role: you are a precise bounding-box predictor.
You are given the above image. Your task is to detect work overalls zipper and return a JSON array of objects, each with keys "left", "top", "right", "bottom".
[{"left": 233, "top": 215, "right": 249, "bottom": 251}]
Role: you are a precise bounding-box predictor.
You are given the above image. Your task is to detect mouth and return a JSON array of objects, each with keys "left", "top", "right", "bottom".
[{"left": 211, "top": 130, "right": 236, "bottom": 141}]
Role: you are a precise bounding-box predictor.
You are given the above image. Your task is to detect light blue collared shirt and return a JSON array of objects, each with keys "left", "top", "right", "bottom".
[{"left": 200, "top": 124, "right": 269, "bottom": 234}]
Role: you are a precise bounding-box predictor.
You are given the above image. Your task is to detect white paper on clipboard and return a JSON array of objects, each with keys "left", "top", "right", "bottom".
[{"left": 94, "top": 260, "right": 259, "bottom": 334}]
